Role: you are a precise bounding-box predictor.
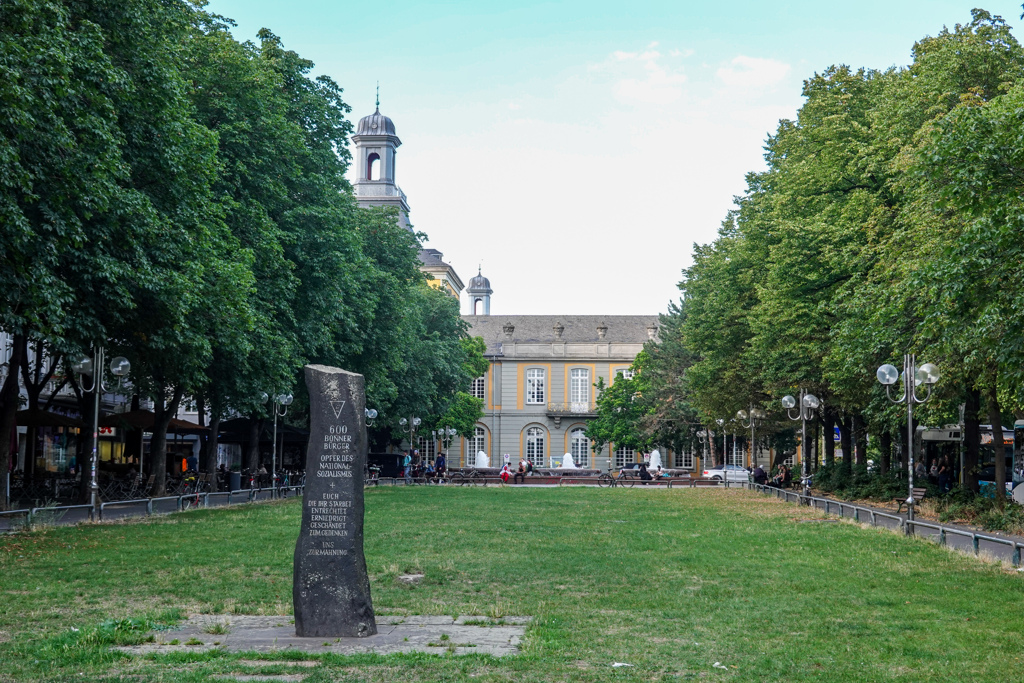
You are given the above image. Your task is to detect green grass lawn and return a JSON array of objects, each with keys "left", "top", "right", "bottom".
[{"left": 1, "top": 487, "right": 1023, "bottom": 682}]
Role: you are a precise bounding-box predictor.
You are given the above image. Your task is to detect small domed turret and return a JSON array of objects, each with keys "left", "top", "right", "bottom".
[
  {"left": 467, "top": 266, "right": 492, "bottom": 315},
  {"left": 355, "top": 107, "right": 397, "bottom": 137}
]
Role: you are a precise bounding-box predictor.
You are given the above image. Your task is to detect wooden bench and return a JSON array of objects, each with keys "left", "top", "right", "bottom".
[{"left": 895, "top": 487, "right": 927, "bottom": 514}]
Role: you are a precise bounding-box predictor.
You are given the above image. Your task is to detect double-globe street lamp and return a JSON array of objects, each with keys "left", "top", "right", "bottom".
[
  {"left": 736, "top": 407, "right": 767, "bottom": 468},
  {"left": 71, "top": 349, "right": 131, "bottom": 509},
  {"left": 261, "top": 391, "right": 293, "bottom": 493},
  {"left": 876, "top": 354, "right": 939, "bottom": 528},
  {"left": 399, "top": 416, "right": 422, "bottom": 453},
  {"left": 781, "top": 390, "right": 820, "bottom": 498},
  {"left": 432, "top": 426, "right": 458, "bottom": 459}
]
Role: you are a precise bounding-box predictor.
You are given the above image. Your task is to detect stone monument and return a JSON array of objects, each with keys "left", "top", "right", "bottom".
[{"left": 293, "top": 365, "right": 376, "bottom": 638}]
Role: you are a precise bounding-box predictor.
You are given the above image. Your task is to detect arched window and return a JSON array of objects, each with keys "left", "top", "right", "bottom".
[
  {"left": 525, "top": 427, "right": 545, "bottom": 466},
  {"left": 367, "top": 152, "right": 380, "bottom": 180},
  {"left": 613, "top": 445, "right": 635, "bottom": 469},
  {"left": 570, "top": 428, "right": 589, "bottom": 468},
  {"left": 570, "top": 368, "right": 590, "bottom": 412},
  {"left": 466, "top": 426, "right": 486, "bottom": 467},
  {"left": 526, "top": 368, "right": 545, "bottom": 404}
]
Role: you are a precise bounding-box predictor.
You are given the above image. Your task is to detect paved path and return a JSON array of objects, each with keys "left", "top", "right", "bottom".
[{"left": 117, "top": 614, "right": 529, "bottom": 657}]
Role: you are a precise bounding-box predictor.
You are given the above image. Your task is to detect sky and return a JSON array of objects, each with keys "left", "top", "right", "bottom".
[{"left": 206, "top": 1, "right": 1024, "bottom": 316}]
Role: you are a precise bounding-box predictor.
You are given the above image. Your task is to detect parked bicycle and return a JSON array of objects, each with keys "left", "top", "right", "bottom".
[{"left": 450, "top": 470, "right": 486, "bottom": 486}]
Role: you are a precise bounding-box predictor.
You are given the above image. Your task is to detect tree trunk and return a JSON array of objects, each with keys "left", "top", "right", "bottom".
[
  {"left": 76, "top": 385, "right": 97, "bottom": 504},
  {"left": 0, "top": 334, "right": 26, "bottom": 511},
  {"left": 986, "top": 374, "right": 1007, "bottom": 510},
  {"left": 853, "top": 413, "right": 868, "bottom": 466},
  {"left": 246, "top": 414, "right": 262, "bottom": 474},
  {"left": 204, "top": 413, "right": 222, "bottom": 492},
  {"left": 840, "top": 414, "right": 853, "bottom": 473},
  {"left": 879, "top": 431, "right": 891, "bottom": 474},
  {"left": 964, "top": 387, "right": 981, "bottom": 493},
  {"left": 811, "top": 417, "right": 819, "bottom": 473},
  {"left": 822, "top": 407, "right": 836, "bottom": 468},
  {"left": 20, "top": 337, "right": 59, "bottom": 482},
  {"left": 150, "top": 386, "right": 184, "bottom": 496}
]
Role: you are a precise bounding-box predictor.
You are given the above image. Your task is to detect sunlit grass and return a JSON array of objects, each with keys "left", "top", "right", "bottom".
[{"left": 1, "top": 487, "right": 1022, "bottom": 681}]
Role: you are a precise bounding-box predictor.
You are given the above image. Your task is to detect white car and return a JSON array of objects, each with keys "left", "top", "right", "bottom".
[{"left": 702, "top": 465, "right": 750, "bottom": 483}]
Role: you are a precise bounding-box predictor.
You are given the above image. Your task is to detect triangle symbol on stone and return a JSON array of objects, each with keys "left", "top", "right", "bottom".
[{"left": 330, "top": 401, "right": 346, "bottom": 419}]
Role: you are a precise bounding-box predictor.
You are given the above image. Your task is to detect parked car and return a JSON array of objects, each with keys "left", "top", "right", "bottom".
[{"left": 702, "top": 464, "right": 750, "bottom": 483}]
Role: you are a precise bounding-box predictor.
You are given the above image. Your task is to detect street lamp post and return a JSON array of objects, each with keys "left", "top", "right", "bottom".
[
  {"left": 697, "top": 429, "right": 708, "bottom": 470},
  {"left": 781, "top": 390, "right": 820, "bottom": 499},
  {"left": 261, "top": 392, "right": 293, "bottom": 496},
  {"left": 715, "top": 419, "right": 727, "bottom": 467},
  {"left": 737, "top": 407, "right": 767, "bottom": 468},
  {"left": 876, "top": 354, "right": 939, "bottom": 530},
  {"left": 71, "top": 349, "right": 130, "bottom": 510},
  {"left": 364, "top": 408, "right": 378, "bottom": 428},
  {"left": 432, "top": 426, "right": 457, "bottom": 459},
  {"left": 399, "top": 417, "right": 422, "bottom": 482}
]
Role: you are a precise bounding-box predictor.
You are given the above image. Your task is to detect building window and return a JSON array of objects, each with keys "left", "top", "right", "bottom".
[
  {"left": 728, "top": 439, "right": 743, "bottom": 467},
  {"left": 526, "top": 368, "right": 545, "bottom": 404},
  {"left": 618, "top": 369, "right": 635, "bottom": 380},
  {"left": 466, "top": 427, "right": 486, "bottom": 467},
  {"left": 783, "top": 453, "right": 794, "bottom": 468},
  {"left": 570, "top": 428, "right": 589, "bottom": 468},
  {"left": 674, "top": 449, "right": 695, "bottom": 470},
  {"left": 614, "top": 445, "right": 635, "bottom": 469},
  {"left": 526, "top": 427, "right": 545, "bottom": 466},
  {"left": 367, "top": 152, "right": 380, "bottom": 180},
  {"left": 570, "top": 368, "right": 590, "bottom": 411},
  {"left": 470, "top": 376, "right": 486, "bottom": 400},
  {"left": 416, "top": 436, "right": 436, "bottom": 462}
]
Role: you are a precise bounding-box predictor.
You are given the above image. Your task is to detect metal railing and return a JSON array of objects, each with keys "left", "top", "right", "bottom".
[
  {"left": 1, "top": 485, "right": 304, "bottom": 532},
  {"left": 752, "top": 483, "right": 1024, "bottom": 567}
]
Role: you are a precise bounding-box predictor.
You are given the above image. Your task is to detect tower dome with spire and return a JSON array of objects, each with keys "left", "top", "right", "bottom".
[
  {"left": 351, "top": 88, "right": 410, "bottom": 228},
  {"left": 466, "top": 266, "right": 492, "bottom": 315}
]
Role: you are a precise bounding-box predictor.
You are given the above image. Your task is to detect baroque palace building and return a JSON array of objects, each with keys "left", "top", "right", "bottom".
[
  {"left": 459, "top": 277, "right": 680, "bottom": 471},
  {"left": 349, "top": 104, "right": 708, "bottom": 471}
]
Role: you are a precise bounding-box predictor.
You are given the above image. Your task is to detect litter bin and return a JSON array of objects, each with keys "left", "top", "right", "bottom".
[{"left": 228, "top": 471, "right": 241, "bottom": 491}]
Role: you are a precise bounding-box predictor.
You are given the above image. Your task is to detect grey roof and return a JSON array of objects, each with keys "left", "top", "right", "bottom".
[
  {"left": 417, "top": 248, "right": 448, "bottom": 267},
  {"left": 463, "top": 315, "right": 658, "bottom": 351},
  {"left": 467, "top": 268, "right": 490, "bottom": 292},
  {"left": 355, "top": 108, "right": 397, "bottom": 136}
]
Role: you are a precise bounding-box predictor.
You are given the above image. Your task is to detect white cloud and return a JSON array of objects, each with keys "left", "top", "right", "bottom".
[
  {"left": 598, "top": 45, "right": 688, "bottom": 105},
  {"left": 716, "top": 55, "right": 791, "bottom": 87}
]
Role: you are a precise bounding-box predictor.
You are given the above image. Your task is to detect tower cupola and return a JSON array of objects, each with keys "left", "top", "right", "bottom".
[
  {"left": 351, "top": 96, "right": 410, "bottom": 228},
  {"left": 466, "top": 267, "right": 492, "bottom": 315}
]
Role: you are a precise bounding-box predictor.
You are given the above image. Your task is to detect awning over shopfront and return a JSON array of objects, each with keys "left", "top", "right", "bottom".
[
  {"left": 16, "top": 408, "right": 86, "bottom": 429},
  {"left": 98, "top": 409, "right": 208, "bottom": 433}
]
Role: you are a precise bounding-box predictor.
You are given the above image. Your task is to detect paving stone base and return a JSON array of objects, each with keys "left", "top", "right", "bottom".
[{"left": 117, "top": 614, "right": 530, "bottom": 657}]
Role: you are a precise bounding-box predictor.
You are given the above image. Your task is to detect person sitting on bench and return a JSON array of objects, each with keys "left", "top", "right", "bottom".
[
  {"left": 752, "top": 465, "right": 767, "bottom": 485},
  {"left": 515, "top": 457, "right": 528, "bottom": 484},
  {"left": 638, "top": 463, "right": 653, "bottom": 481}
]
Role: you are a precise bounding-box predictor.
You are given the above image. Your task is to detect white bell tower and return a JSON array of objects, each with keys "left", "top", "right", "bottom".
[{"left": 351, "top": 92, "right": 411, "bottom": 229}]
